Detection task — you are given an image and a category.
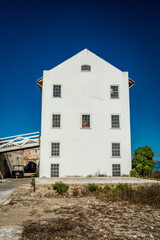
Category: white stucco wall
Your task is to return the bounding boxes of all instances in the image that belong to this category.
[39,49,132,177]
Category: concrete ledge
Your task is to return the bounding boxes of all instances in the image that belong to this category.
[36,177,160,184]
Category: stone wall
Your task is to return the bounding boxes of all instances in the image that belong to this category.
[0,153,11,178]
[0,148,40,178]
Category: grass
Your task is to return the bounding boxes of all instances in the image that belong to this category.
[29,209,38,216]
[87,183,160,207]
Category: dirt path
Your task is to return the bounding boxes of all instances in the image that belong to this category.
[0,178,30,204]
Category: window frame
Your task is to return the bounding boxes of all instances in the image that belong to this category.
[81,113,91,129]
[53,85,61,98]
[112,164,121,177]
[52,114,61,128]
[51,142,60,157]
[110,85,119,99]
[111,114,120,129]
[51,163,59,177]
[111,142,121,157]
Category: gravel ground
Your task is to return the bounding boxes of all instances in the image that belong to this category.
[0,226,23,240]
[36,177,160,185]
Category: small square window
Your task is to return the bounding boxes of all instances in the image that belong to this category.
[112,143,120,157]
[110,86,119,98]
[51,143,60,156]
[112,164,121,176]
[52,114,61,128]
[111,115,120,128]
[53,85,61,97]
[82,115,90,128]
[51,164,59,177]
[81,65,91,72]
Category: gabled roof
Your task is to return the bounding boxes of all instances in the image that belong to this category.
[36,49,135,92]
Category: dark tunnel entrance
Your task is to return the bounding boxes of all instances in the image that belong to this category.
[24,161,37,173]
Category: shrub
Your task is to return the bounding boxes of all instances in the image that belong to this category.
[115,183,132,192]
[103,185,111,193]
[130,169,138,177]
[151,170,160,179]
[88,183,98,192]
[53,181,69,194]
[132,184,160,207]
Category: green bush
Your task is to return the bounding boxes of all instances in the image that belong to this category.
[103,185,111,193]
[132,146,155,177]
[143,165,153,177]
[130,169,138,177]
[135,164,143,175]
[88,183,98,192]
[53,181,69,194]
[115,183,132,192]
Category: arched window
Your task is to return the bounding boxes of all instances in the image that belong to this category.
[81,65,91,72]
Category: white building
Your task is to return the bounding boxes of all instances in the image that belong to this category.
[37,49,134,178]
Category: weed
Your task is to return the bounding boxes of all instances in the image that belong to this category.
[29,209,38,216]
[103,185,111,193]
[53,182,69,194]
[31,177,36,192]
[88,183,98,192]
[80,186,89,196]
[72,187,79,197]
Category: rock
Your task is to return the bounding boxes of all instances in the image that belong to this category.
[40,221,47,225]
[0,179,11,183]
[2,198,12,206]
[149,234,154,239]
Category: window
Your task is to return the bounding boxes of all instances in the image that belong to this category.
[110,86,119,98]
[111,115,120,128]
[51,164,59,177]
[112,164,121,176]
[82,114,90,128]
[53,85,61,97]
[51,143,60,156]
[81,65,91,72]
[112,143,120,157]
[52,114,61,128]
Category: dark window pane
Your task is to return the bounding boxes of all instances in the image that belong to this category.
[112,143,120,157]
[51,164,59,177]
[111,86,119,98]
[111,115,120,128]
[51,143,60,156]
[112,164,121,176]
[81,65,91,71]
[52,114,61,128]
[82,115,90,128]
[53,85,61,97]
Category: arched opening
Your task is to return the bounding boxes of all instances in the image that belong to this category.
[24,161,37,173]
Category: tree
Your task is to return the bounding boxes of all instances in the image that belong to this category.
[131,146,155,177]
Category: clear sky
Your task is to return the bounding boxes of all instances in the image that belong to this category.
[0,0,160,157]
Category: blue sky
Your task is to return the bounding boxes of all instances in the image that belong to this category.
[0,0,160,158]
